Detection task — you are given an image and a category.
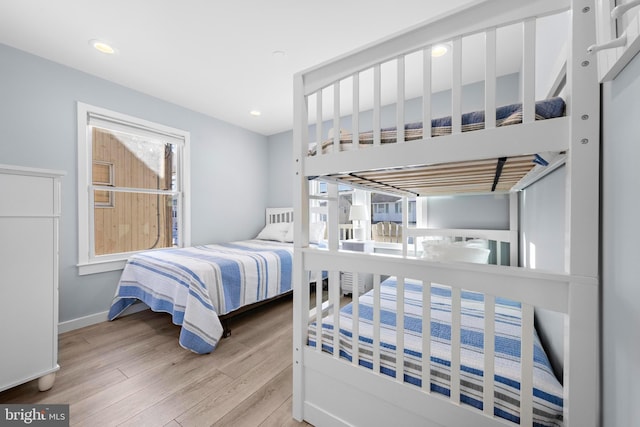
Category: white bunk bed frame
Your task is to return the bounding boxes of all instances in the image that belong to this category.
[292,0,599,426]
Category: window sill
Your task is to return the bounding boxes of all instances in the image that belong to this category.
[77,259,127,275]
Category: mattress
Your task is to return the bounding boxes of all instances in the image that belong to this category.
[309,97,566,155]
[308,277,564,426]
[108,239,293,354]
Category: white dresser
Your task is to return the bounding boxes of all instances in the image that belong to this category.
[0,164,64,392]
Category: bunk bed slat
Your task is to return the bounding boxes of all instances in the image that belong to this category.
[452,37,462,134]
[522,19,536,123]
[483,294,496,417]
[352,73,360,148]
[396,277,405,382]
[373,274,382,373]
[421,280,432,393]
[316,91,323,156]
[352,272,361,367]
[330,270,341,360]
[373,64,381,146]
[485,28,497,130]
[397,56,405,143]
[520,303,535,427]
[450,286,462,403]
[315,271,323,353]
[333,84,340,151]
[423,47,432,139]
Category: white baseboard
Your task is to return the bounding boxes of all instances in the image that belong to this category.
[58,302,149,334]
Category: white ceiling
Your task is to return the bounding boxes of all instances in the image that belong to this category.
[0,0,487,136]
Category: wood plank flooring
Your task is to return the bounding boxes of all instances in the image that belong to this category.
[0,295,312,427]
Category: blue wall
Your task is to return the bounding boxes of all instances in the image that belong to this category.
[0,43,270,324]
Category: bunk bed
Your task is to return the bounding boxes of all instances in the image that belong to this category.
[108,207,299,354]
[292,1,600,426]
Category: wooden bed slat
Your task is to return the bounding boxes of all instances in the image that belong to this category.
[325,155,538,195]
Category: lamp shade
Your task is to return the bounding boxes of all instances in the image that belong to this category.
[349,205,369,221]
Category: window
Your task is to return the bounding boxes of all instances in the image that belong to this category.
[77,103,190,275]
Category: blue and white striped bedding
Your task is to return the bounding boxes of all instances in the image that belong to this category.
[108,240,293,354]
[308,277,564,427]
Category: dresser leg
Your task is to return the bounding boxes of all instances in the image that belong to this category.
[38,373,56,392]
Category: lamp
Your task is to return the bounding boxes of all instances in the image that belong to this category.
[349,204,369,241]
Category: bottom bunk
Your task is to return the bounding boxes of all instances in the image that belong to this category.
[308,277,563,427]
[294,239,596,427]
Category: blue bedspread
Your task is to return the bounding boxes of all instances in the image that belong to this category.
[309,277,564,426]
[108,240,293,354]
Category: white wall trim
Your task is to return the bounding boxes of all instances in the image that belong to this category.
[58,303,149,334]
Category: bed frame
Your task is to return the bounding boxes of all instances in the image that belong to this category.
[292,1,599,426]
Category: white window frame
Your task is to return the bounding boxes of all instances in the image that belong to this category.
[77,102,191,275]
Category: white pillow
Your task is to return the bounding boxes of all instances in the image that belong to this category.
[255,222,290,242]
[284,222,326,243]
[284,223,294,242]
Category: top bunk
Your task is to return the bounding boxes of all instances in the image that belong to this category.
[294,0,575,197]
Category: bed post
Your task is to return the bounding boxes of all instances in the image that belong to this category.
[564,0,600,426]
[292,72,309,421]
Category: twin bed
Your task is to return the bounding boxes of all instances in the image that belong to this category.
[293,0,599,426]
[108,208,298,354]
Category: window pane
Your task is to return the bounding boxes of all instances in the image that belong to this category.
[93,191,177,255]
[92,127,176,191]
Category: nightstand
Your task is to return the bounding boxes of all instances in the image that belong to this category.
[341,240,374,295]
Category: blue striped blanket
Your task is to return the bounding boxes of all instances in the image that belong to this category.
[108,240,293,354]
[308,277,564,426]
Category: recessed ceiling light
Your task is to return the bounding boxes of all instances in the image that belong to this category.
[431,44,449,58]
[272,50,286,58]
[250,110,261,117]
[89,39,116,55]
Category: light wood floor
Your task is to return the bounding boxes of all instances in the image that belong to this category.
[0,295,312,427]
